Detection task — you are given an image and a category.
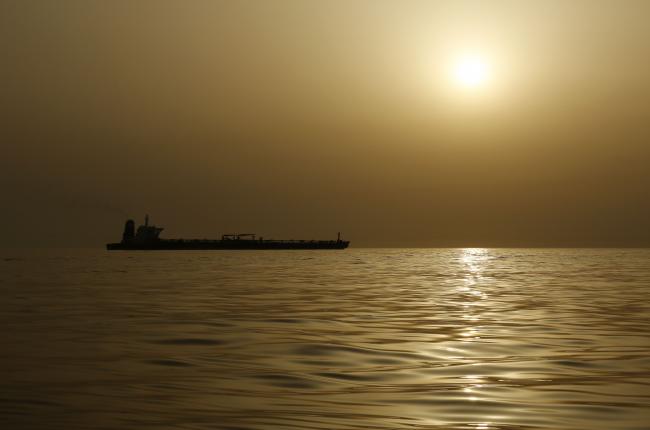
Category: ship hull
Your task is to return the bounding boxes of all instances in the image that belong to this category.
[106,240,349,250]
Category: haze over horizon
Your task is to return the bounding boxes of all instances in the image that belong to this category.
[2,0,649,248]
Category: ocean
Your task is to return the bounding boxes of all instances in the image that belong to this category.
[1,248,649,429]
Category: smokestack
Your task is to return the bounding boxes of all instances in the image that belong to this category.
[122,219,135,242]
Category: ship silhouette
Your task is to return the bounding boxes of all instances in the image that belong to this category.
[106,215,350,250]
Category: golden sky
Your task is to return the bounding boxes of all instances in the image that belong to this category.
[2,0,649,246]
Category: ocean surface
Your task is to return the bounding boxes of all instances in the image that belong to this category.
[1,248,649,430]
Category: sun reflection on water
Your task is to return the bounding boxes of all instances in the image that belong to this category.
[460,248,490,286]
[459,248,490,342]
[458,249,492,409]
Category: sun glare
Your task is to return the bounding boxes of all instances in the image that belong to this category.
[453,55,490,89]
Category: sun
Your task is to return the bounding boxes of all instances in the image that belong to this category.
[453,55,490,89]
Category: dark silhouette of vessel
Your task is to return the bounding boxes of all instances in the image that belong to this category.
[106,215,350,250]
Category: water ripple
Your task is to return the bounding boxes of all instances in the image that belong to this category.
[1,248,649,429]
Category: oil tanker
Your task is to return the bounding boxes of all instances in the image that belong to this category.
[106,216,349,250]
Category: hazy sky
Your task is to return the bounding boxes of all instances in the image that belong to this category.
[2,0,649,247]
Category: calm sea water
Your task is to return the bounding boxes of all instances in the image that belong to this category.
[1,248,649,429]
